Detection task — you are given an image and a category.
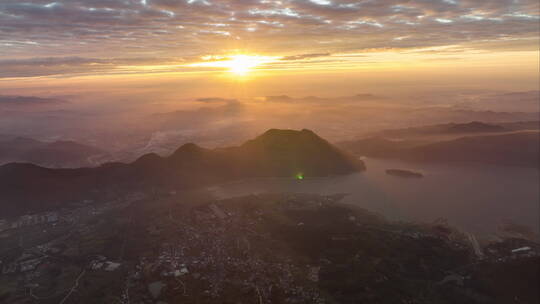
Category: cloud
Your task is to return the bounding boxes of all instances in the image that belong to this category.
[0,0,538,78]
[351,93,384,101]
[0,56,183,78]
[0,90,537,154]
[472,91,540,112]
[196,97,238,103]
[262,95,294,102]
[0,95,66,106]
[281,53,331,60]
[261,93,384,104]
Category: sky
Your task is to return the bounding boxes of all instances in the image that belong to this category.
[0,0,538,79]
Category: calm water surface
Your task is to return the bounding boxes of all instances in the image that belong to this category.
[203,158,539,235]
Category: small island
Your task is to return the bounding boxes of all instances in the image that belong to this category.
[385,169,424,178]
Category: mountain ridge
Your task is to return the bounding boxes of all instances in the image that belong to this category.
[341,130,539,168]
[370,120,538,139]
[0,129,364,217]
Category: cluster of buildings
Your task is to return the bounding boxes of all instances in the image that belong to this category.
[484,239,540,262]
[2,190,538,303]
[0,212,59,232]
[1,190,150,233]
[130,199,326,303]
[1,250,47,275]
[90,256,122,272]
[0,193,149,286]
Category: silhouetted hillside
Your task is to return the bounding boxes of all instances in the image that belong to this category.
[500,121,540,131]
[342,131,539,168]
[446,121,505,133]
[402,131,539,167]
[230,129,364,177]
[0,129,364,217]
[373,121,530,139]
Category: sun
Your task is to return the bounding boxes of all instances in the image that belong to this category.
[225,55,262,75]
[190,54,276,76]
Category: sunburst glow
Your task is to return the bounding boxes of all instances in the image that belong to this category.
[226,55,265,75]
[190,54,276,76]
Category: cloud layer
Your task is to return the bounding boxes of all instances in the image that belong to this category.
[0,95,66,107]
[0,0,538,77]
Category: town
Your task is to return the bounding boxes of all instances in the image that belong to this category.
[0,191,538,303]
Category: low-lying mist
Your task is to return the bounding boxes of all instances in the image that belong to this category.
[1,89,538,164]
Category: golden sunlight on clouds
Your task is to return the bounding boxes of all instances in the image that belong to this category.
[190,54,278,76]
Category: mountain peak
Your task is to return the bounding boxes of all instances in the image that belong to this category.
[239,128,365,176]
[260,128,316,136]
[447,121,505,133]
[247,128,321,145]
[168,143,209,163]
[0,129,365,217]
[135,152,162,164]
[172,143,205,154]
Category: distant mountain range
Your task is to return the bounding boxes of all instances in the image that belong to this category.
[369,121,538,139]
[0,129,364,217]
[400,131,539,167]
[0,136,105,168]
[340,121,539,168]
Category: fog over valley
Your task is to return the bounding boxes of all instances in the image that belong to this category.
[0,89,538,161]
